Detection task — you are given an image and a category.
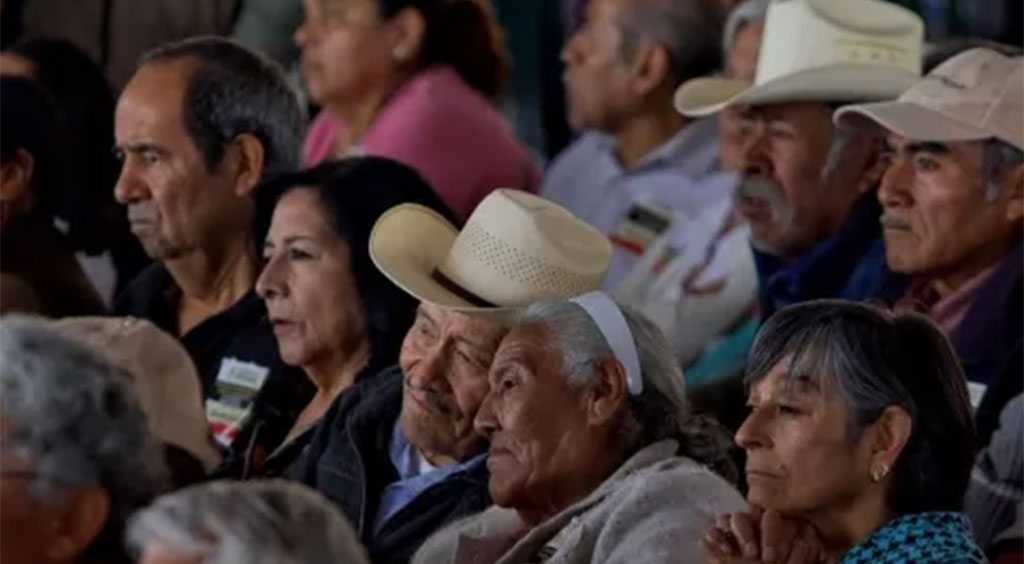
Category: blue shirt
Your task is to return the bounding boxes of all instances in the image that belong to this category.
[373,423,487,535]
[840,512,987,564]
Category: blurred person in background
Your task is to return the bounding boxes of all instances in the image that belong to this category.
[128,480,369,564]
[214,157,458,479]
[298,0,538,220]
[836,47,1022,449]
[0,75,106,317]
[1,36,149,303]
[543,0,730,292]
[112,37,310,459]
[0,316,166,564]
[702,301,984,564]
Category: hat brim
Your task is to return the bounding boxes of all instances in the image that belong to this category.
[675,64,921,117]
[369,204,520,321]
[834,100,992,143]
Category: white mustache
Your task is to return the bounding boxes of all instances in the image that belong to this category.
[127,201,158,222]
[733,175,795,226]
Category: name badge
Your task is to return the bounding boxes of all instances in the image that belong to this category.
[609,201,673,256]
[213,357,269,401]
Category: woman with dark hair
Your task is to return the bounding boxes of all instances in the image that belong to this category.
[216,156,458,478]
[297,0,539,220]
[701,300,985,564]
[2,37,149,299]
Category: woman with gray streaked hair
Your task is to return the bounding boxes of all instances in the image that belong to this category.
[127,479,369,564]
[0,315,166,564]
[414,293,743,564]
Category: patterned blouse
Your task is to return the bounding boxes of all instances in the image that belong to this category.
[840,512,988,564]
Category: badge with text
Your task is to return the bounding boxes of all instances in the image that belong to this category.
[609,201,673,256]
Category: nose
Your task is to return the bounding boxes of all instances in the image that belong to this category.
[255,253,287,301]
[113,159,148,205]
[738,125,772,178]
[406,341,450,393]
[473,391,499,440]
[294,20,309,48]
[878,156,913,210]
[734,408,769,451]
[560,33,582,66]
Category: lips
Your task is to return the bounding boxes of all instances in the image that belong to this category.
[879,215,912,231]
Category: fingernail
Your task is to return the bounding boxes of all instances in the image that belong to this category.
[763,547,777,563]
[744,542,759,558]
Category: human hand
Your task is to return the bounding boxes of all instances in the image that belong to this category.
[700,507,825,564]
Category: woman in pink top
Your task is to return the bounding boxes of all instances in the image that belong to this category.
[297,0,539,219]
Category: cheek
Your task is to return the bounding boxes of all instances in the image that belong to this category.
[450,373,490,419]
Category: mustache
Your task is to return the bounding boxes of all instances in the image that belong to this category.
[127,201,158,222]
[879,214,911,230]
[405,382,456,415]
[733,175,795,225]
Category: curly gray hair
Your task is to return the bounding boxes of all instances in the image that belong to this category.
[0,315,166,557]
[127,480,369,564]
[516,301,737,483]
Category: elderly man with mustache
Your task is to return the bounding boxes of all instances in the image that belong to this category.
[674,0,925,319]
[413,293,742,563]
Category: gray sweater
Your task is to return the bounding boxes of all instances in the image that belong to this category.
[413,439,744,564]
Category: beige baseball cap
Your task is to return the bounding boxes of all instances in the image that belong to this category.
[835,48,1024,150]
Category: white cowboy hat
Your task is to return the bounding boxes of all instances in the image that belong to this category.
[370,189,613,315]
[675,0,924,117]
[835,48,1024,151]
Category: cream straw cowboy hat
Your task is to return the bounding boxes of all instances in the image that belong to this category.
[370,189,612,315]
[675,0,924,117]
[835,48,1024,151]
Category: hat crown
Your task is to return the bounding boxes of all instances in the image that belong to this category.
[438,189,612,307]
[755,0,923,88]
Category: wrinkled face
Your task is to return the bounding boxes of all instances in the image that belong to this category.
[474,326,605,513]
[717,21,764,171]
[736,359,874,515]
[733,103,843,260]
[256,188,365,369]
[878,134,1021,280]
[561,0,637,131]
[398,304,506,462]
[296,0,395,107]
[114,59,247,261]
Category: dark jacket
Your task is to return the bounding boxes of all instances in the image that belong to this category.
[290,366,492,564]
[951,237,1023,448]
[115,262,313,473]
[753,193,907,319]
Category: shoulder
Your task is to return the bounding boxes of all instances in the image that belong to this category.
[413,505,521,564]
[606,456,744,520]
[113,263,172,316]
[541,133,605,198]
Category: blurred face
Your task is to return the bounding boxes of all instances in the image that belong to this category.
[474,326,608,518]
[717,21,764,171]
[256,188,365,369]
[114,59,248,261]
[561,0,638,131]
[878,135,1022,282]
[137,543,202,564]
[398,304,506,463]
[0,451,57,563]
[0,52,37,79]
[296,0,395,107]
[735,359,874,515]
[733,103,847,260]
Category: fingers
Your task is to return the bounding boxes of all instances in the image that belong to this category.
[728,512,760,559]
[760,509,798,564]
[783,539,810,564]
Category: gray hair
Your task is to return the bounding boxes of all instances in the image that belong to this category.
[140,36,305,180]
[517,301,736,482]
[127,480,369,564]
[615,0,725,87]
[745,300,976,516]
[984,138,1024,201]
[722,0,771,56]
[0,315,166,557]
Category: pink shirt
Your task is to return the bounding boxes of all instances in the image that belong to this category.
[304,66,540,220]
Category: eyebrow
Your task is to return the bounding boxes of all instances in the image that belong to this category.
[115,142,168,156]
[904,141,951,155]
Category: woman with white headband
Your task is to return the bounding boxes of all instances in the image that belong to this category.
[414,292,743,563]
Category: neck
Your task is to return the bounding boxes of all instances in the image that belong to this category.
[930,235,1018,298]
[166,234,256,309]
[325,71,412,154]
[612,108,687,170]
[805,489,892,560]
[517,449,622,526]
[303,338,371,401]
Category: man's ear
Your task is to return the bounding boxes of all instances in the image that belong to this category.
[388,7,427,64]
[853,133,886,195]
[45,485,111,562]
[585,357,630,427]
[228,133,266,197]
[1,148,34,204]
[628,43,672,98]
[868,405,913,482]
[1003,162,1023,223]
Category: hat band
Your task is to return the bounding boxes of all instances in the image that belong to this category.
[431,269,497,308]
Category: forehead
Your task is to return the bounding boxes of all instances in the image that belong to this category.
[420,303,505,341]
[885,133,984,160]
[749,358,826,400]
[269,188,334,234]
[116,59,194,133]
[585,0,632,24]
[494,325,553,364]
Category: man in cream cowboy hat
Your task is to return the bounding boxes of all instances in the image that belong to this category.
[288,189,612,564]
[834,47,1023,451]
[674,0,923,319]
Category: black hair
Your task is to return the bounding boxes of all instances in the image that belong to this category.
[0,75,63,217]
[252,157,459,375]
[139,36,305,180]
[745,299,976,516]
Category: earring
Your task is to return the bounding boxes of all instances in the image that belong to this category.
[871,462,889,483]
[393,46,408,60]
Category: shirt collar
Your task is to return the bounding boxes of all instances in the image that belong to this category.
[591,117,719,175]
[389,422,486,481]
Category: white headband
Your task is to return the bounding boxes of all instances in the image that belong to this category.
[569,292,643,395]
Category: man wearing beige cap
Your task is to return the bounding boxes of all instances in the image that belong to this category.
[289,189,612,564]
[674,0,924,320]
[835,47,1023,449]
